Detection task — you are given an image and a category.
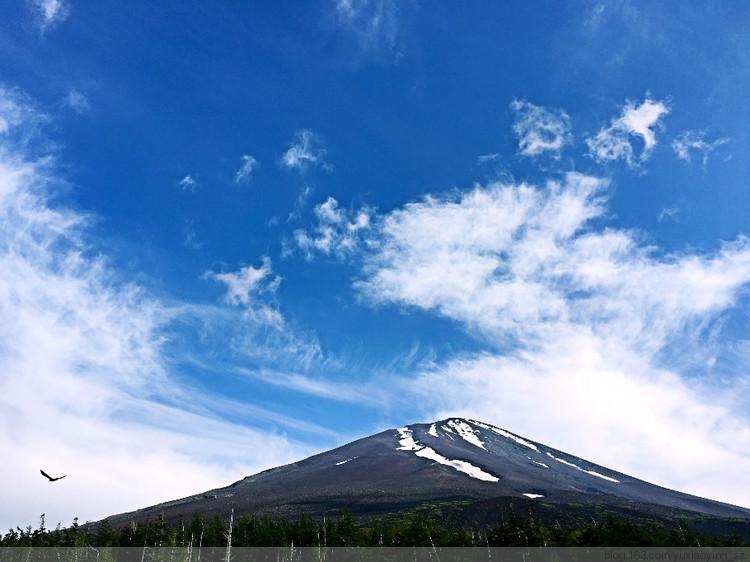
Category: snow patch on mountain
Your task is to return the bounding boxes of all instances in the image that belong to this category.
[527,455,549,468]
[402,419,621,485]
[440,425,457,440]
[523,493,545,499]
[396,427,421,450]
[446,419,487,450]
[546,452,620,483]
[415,446,499,482]
[395,427,499,482]
[470,419,540,452]
[335,457,356,466]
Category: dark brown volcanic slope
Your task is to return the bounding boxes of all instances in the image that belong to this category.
[100,419,750,529]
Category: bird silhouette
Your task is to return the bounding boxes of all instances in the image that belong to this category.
[40,470,66,482]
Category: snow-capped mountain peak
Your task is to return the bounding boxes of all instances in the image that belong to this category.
[398,418,620,489]
[99,418,750,530]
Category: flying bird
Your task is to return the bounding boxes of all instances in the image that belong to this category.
[40,470,66,482]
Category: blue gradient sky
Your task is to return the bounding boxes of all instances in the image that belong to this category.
[1,1,750,531]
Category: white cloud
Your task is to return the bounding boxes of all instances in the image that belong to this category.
[333,0,401,59]
[178,174,198,191]
[63,90,90,115]
[358,172,750,508]
[171,299,323,375]
[237,367,391,407]
[285,186,314,223]
[477,153,500,164]
[0,87,47,142]
[0,89,318,532]
[360,174,608,342]
[657,207,679,222]
[294,196,372,260]
[585,2,608,30]
[183,220,203,250]
[586,97,670,167]
[280,129,331,173]
[203,259,286,332]
[30,0,70,32]
[510,100,572,158]
[235,154,258,184]
[672,131,729,166]
[204,259,278,307]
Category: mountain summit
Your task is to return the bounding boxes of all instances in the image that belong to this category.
[101,419,750,529]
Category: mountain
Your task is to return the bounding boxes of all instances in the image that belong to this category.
[100,419,750,534]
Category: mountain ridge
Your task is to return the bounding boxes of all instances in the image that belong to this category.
[98,418,750,530]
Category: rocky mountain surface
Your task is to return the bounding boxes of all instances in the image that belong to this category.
[100,419,750,534]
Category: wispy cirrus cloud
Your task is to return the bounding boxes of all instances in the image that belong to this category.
[510,100,572,158]
[672,131,729,166]
[0,87,47,140]
[279,129,331,173]
[294,197,373,260]
[178,174,198,192]
[182,219,203,250]
[356,171,750,508]
[237,367,392,407]
[63,90,90,115]
[0,88,320,532]
[333,0,403,61]
[235,154,258,184]
[203,259,284,328]
[657,207,679,222]
[204,260,277,306]
[30,0,70,32]
[586,97,670,167]
[476,153,500,164]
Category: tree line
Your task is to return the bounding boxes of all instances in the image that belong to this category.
[2,509,747,548]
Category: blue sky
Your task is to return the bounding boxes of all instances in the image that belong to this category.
[2,0,750,531]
